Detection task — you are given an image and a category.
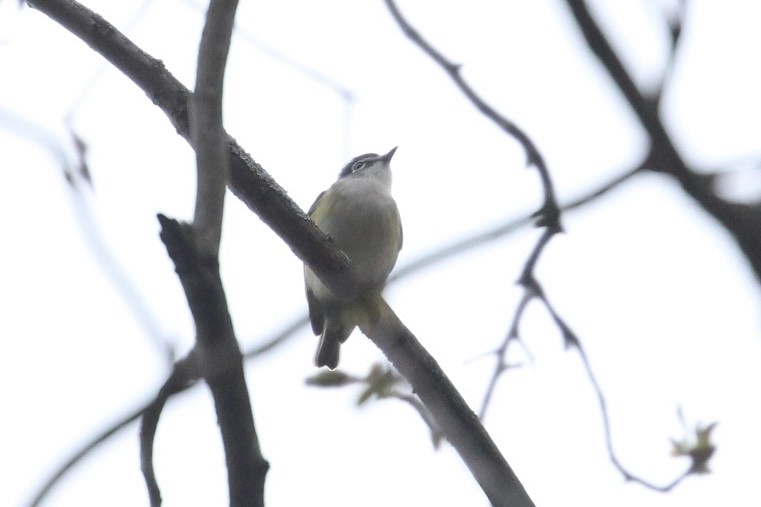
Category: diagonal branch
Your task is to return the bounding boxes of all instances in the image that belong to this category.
[358,295,535,507]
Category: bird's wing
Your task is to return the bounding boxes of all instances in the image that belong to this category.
[307,190,326,217]
[305,285,325,335]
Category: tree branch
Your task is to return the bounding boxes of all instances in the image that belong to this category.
[190,0,237,256]
[157,215,269,506]
[383,0,560,229]
[358,295,535,507]
[564,0,761,285]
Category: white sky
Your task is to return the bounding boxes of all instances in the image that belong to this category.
[1,0,760,506]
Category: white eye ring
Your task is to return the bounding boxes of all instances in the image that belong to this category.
[352,161,366,172]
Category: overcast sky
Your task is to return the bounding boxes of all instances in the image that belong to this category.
[1,1,760,505]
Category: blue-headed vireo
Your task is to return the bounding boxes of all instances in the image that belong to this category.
[304,147,403,369]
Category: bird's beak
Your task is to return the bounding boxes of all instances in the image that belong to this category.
[379,146,398,165]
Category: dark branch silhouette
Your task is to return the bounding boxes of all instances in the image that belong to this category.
[564,0,761,287]
[138,0,268,504]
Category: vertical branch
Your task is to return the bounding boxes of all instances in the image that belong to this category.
[171,1,268,506]
[141,0,268,504]
[190,0,237,256]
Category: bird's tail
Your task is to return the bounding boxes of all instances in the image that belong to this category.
[315,322,352,369]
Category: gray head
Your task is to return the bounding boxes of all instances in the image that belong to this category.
[338,147,397,179]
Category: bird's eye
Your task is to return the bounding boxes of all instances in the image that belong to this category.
[352,161,366,172]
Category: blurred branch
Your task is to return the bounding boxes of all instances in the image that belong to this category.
[564,0,761,286]
[654,0,687,103]
[179,0,354,102]
[28,400,157,507]
[65,0,155,121]
[0,108,173,361]
[28,327,296,507]
[393,161,643,281]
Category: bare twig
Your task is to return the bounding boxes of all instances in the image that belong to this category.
[521,288,696,491]
[654,0,688,102]
[393,162,643,282]
[478,291,533,420]
[383,0,560,229]
[28,400,155,507]
[140,354,201,506]
[573,333,693,491]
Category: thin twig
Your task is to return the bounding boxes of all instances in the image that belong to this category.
[573,330,693,492]
[179,0,354,102]
[479,290,533,420]
[140,354,201,506]
[392,162,643,282]
[653,0,687,104]
[383,0,560,229]
[28,402,150,507]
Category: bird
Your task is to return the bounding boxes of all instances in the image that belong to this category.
[304,147,403,369]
